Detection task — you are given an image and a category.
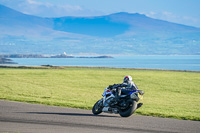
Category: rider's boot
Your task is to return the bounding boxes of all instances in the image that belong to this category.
[137,103,143,109]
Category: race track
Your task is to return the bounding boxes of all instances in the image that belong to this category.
[0,100,199,133]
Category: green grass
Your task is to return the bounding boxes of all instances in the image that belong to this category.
[0,67,200,121]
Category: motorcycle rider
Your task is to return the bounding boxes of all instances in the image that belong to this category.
[108,75,143,109]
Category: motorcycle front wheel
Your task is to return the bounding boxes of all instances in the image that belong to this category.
[92,99,103,115]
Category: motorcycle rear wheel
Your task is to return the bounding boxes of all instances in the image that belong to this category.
[119,100,137,117]
[92,100,103,115]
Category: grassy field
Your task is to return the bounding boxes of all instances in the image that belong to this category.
[0,66,200,121]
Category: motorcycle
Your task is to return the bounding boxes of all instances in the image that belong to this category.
[92,87,144,117]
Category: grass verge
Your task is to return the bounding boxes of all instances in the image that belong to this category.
[0,66,200,121]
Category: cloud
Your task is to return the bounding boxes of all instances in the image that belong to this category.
[0,0,102,17]
[26,0,40,5]
[20,0,84,17]
[145,11,200,27]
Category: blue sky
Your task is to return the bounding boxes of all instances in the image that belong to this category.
[0,0,200,27]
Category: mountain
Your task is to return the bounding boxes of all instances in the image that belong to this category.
[52,12,200,37]
[0,4,200,55]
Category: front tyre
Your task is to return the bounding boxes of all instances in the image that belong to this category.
[119,100,137,117]
[92,100,103,115]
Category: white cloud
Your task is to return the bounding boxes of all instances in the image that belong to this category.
[22,0,84,17]
[146,11,176,20]
[145,11,200,27]
[26,0,40,5]
[0,0,102,17]
[149,11,157,16]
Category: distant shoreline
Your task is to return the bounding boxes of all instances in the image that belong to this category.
[0,58,17,64]
[0,54,113,59]
[0,54,113,64]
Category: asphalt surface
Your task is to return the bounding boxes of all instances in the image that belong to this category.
[0,100,199,133]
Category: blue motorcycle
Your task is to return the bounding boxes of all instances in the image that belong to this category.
[92,87,144,117]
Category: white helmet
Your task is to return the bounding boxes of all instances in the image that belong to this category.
[123,75,132,84]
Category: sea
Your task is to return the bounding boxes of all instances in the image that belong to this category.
[8,55,200,71]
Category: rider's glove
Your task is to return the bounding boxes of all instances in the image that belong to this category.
[108,85,113,90]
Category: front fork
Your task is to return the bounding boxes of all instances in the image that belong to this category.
[98,98,103,107]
